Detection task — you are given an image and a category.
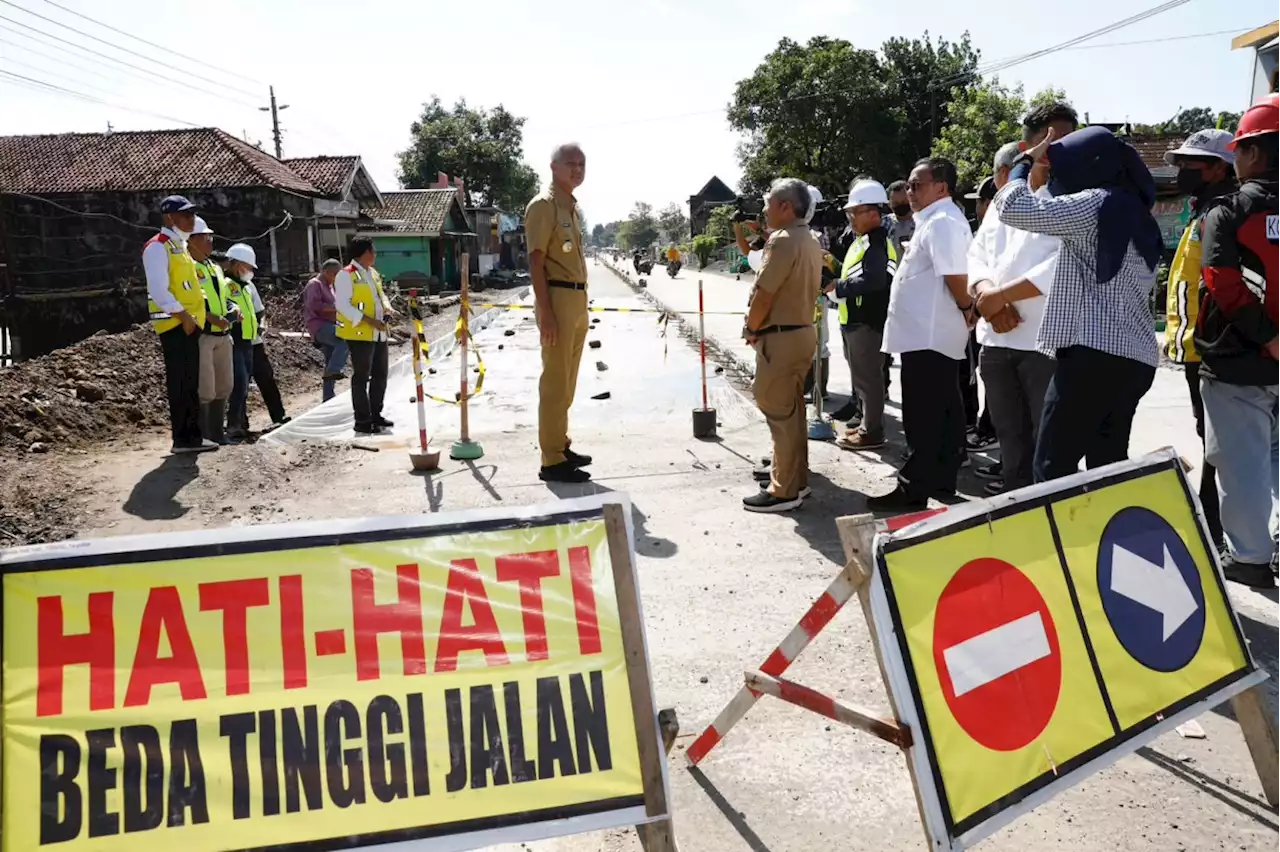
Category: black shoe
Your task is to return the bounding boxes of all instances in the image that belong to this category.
[983,480,1006,496]
[866,485,928,513]
[564,447,593,468]
[373,415,394,428]
[274,415,292,426]
[1222,557,1275,589]
[540,461,592,483]
[743,491,802,513]
[354,422,378,434]
[974,462,1003,480]
[965,431,998,452]
[828,402,859,422]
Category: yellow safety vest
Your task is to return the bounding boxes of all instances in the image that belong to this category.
[196,259,231,324]
[1165,216,1203,363]
[227,277,259,342]
[146,233,206,334]
[837,232,899,325]
[335,263,388,342]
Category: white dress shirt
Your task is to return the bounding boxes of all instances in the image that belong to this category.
[881,197,971,360]
[142,226,187,314]
[969,187,1060,351]
[333,260,387,342]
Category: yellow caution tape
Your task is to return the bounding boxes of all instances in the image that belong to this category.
[470,302,746,316]
[405,294,485,406]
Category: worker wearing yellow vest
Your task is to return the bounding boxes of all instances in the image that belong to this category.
[143,195,216,454]
[224,243,261,441]
[826,179,898,451]
[1162,128,1237,548]
[334,236,396,434]
[188,217,234,445]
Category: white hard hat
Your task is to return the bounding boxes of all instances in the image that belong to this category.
[226,243,257,268]
[803,185,823,224]
[843,179,889,210]
[191,216,214,236]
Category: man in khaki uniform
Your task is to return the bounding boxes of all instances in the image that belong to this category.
[527,143,593,483]
[744,177,824,512]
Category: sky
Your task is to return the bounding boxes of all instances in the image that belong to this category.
[0,0,1272,225]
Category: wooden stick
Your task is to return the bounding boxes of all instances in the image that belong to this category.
[637,708,681,852]
[458,253,471,442]
[1230,685,1279,807]
[745,670,912,749]
[603,503,674,841]
[835,513,937,849]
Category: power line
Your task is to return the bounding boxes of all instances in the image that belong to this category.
[0,19,262,111]
[0,51,121,99]
[31,0,264,87]
[0,68,203,127]
[0,0,261,99]
[1055,27,1254,51]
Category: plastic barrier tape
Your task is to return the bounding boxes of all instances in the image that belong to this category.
[1,501,654,852]
[471,303,747,317]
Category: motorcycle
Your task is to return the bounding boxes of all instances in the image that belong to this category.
[666,259,681,278]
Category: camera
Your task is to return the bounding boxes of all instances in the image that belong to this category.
[731,195,764,223]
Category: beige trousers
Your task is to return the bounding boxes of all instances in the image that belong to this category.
[537,287,590,466]
[753,327,817,498]
[198,333,233,403]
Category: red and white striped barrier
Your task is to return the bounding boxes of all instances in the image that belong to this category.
[685,505,949,765]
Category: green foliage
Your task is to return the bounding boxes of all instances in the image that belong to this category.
[590,221,623,247]
[397,96,539,210]
[692,234,718,269]
[616,202,659,251]
[1133,107,1243,137]
[728,32,980,198]
[932,83,1070,191]
[703,205,736,244]
[1215,110,1242,133]
[657,202,690,242]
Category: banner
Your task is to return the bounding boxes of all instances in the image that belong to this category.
[868,452,1266,850]
[2,496,665,851]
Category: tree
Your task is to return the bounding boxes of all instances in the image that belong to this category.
[692,234,718,269]
[932,84,1069,191]
[616,202,659,251]
[727,33,981,200]
[657,202,690,242]
[397,96,540,210]
[703,205,736,245]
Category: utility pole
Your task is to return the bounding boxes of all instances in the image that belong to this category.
[259,85,290,159]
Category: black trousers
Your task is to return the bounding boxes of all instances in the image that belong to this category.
[1184,361,1224,547]
[159,326,202,445]
[349,340,389,426]
[980,346,1056,490]
[899,350,966,498]
[251,343,287,424]
[1033,345,1156,482]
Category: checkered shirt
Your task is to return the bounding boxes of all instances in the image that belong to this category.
[993,179,1158,367]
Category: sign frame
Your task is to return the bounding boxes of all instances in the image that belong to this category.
[1,494,673,852]
[867,451,1268,850]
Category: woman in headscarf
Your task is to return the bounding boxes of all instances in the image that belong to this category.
[994,125,1164,482]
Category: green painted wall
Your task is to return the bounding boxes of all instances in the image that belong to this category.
[372,235,432,280]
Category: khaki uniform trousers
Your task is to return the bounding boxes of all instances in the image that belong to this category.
[754,326,817,498]
[538,287,590,466]
[198,332,233,403]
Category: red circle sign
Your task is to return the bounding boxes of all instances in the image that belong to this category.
[931,557,1062,751]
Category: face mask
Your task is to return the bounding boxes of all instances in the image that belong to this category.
[1176,168,1207,196]
[241,270,255,283]
[892,204,911,217]
[172,226,192,240]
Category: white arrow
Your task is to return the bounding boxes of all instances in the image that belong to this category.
[1109,543,1198,641]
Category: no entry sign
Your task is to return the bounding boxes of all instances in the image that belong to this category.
[932,557,1062,752]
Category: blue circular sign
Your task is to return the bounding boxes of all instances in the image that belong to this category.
[1096,506,1205,672]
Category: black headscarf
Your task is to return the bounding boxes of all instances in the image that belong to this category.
[1046,126,1163,283]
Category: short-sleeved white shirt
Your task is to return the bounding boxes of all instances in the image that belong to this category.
[881,196,972,360]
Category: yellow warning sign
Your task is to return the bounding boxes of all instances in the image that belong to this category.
[873,454,1264,850]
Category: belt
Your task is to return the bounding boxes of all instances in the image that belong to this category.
[752,324,808,337]
[548,280,586,291]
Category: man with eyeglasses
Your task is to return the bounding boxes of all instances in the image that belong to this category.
[873,157,976,511]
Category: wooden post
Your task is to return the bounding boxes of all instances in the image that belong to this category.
[835,513,936,849]
[458,254,471,442]
[1230,687,1279,807]
[603,503,677,852]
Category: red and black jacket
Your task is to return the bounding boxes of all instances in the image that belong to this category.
[1195,178,1279,386]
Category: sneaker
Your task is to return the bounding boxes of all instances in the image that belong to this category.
[743,491,802,513]
[836,431,886,451]
[983,480,1006,496]
[965,431,998,452]
[274,416,292,426]
[372,415,394,428]
[1222,557,1275,589]
[564,447,593,468]
[827,401,860,422]
[866,485,928,512]
[974,462,1003,480]
[539,461,592,483]
[353,422,379,434]
[760,480,812,499]
[171,440,215,455]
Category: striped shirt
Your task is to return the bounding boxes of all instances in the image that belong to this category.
[994,179,1158,367]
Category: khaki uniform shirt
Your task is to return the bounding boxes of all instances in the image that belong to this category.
[751,222,823,327]
[525,185,587,284]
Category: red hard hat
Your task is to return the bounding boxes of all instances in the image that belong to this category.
[1229,99,1279,150]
